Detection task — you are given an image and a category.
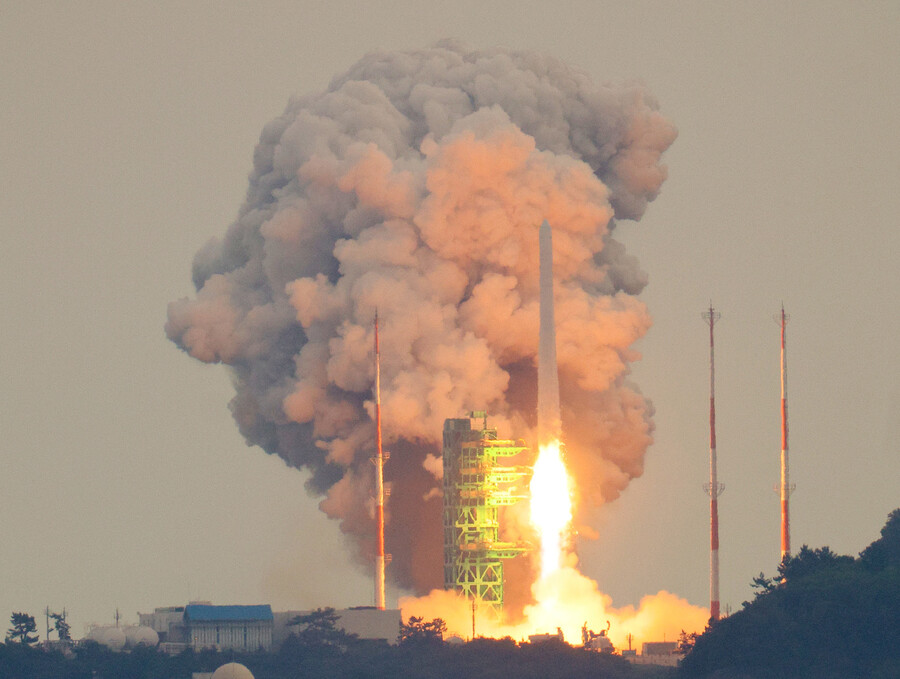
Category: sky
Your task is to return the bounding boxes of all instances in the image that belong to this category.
[1,1,897,638]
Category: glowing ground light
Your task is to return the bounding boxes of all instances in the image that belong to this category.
[530,439,573,578]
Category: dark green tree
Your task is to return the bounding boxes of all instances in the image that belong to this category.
[777,544,854,582]
[860,507,900,569]
[287,607,357,648]
[398,616,447,646]
[50,611,71,641]
[6,612,39,645]
[679,509,900,679]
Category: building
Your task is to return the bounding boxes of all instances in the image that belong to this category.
[442,412,530,614]
[139,606,186,644]
[625,641,681,667]
[183,605,273,651]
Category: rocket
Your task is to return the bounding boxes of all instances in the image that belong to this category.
[538,220,561,447]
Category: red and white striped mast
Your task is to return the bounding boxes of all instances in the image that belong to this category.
[702,304,724,621]
[373,311,386,610]
[777,304,795,563]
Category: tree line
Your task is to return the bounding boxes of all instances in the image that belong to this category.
[0,608,671,679]
[678,508,900,679]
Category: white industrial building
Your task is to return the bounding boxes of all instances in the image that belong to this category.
[139,606,186,643]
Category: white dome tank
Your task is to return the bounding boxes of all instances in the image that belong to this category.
[124,625,159,648]
[89,626,126,651]
[212,663,255,679]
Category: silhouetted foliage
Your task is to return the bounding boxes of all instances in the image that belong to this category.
[679,509,900,679]
[0,632,675,679]
[7,612,39,645]
[860,507,900,570]
[286,607,358,648]
[398,615,447,646]
[49,611,71,641]
[676,629,701,655]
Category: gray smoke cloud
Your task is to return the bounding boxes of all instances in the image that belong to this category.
[166,41,676,593]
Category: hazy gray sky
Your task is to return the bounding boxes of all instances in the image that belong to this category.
[1,1,897,637]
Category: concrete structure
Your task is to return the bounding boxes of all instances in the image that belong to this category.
[442,412,529,614]
[623,641,681,667]
[273,606,401,647]
[138,606,185,643]
[183,604,273,652]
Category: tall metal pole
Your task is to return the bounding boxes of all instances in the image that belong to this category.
[374,311,386,610]
[702,304,724,621]
[777,305,794,563]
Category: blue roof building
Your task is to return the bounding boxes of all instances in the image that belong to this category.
[183,604,274,651]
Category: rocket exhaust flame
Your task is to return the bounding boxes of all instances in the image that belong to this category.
[532,221,573,579]
[530,439,573,579]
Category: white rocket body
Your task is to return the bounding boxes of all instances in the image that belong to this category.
[538,220,561,447]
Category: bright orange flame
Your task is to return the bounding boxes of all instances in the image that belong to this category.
[530,439,573,578]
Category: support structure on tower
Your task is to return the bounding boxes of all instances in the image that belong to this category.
[776,305,795,563]
[442,412,530,614]
[702,304,724,621]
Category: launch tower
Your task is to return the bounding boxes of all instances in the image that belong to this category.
[442,412,530,614]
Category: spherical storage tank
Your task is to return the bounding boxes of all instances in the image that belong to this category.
[124,625,159,648]
[88,626,127,651]
[212,663,255,679]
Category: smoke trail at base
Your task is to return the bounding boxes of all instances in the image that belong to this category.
[166,41,676,594]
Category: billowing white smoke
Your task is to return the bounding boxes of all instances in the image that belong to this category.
[166,41,676,593]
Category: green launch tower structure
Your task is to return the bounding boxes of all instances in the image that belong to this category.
[442,412,531,614]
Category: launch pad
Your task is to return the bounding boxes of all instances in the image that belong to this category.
[442,412,531,614]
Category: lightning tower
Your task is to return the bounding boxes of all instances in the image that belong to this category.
[373,312,386,610]
[702,304,724,621]
[776,305,795,562]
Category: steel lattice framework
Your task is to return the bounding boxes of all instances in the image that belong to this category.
[442,412,530,614]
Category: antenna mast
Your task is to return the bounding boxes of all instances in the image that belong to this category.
[702,304,724,621]
[373,311,386,610]
[776,305,795,562]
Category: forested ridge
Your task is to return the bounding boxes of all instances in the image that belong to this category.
[679,509,900,679]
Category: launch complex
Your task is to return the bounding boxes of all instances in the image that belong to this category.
[441,412,530,614]
[374,222,798,628]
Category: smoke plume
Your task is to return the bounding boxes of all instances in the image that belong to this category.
[166,41,676,593]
